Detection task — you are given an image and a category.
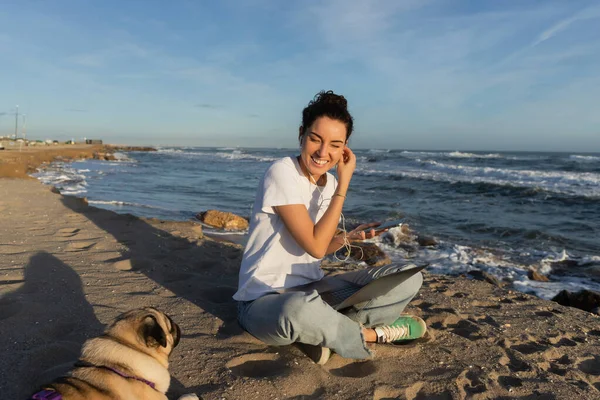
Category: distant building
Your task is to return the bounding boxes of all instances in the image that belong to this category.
[86,139,103,144]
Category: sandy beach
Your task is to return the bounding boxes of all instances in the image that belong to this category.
[1,147,600,399]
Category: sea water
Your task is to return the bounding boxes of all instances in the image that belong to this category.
[33,147,600,299]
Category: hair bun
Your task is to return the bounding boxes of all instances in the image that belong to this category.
[311,90,348,110]
[301,90,354,141]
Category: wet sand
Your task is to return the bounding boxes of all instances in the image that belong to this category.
[1,148,600,399]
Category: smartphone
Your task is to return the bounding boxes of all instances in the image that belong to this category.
[361,219,404,233]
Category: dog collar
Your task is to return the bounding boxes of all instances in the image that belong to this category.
[74,361,157,390]
[101,365,157,390]
[30,389,62,399]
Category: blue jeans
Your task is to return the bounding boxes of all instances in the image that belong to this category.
[237,272,423,359]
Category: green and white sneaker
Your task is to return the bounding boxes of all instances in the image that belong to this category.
[374,316,427,343]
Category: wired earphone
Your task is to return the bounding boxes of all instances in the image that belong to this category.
[300,150,365,263]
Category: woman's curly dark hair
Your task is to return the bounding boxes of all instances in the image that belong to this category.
[299,90,354,142]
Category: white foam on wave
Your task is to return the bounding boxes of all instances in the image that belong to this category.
[156,147,278,163]
[399,150,502,159]
[32,163,89,196]
[87,199,164,209]
[358,160,600,198]
[514,276,600,300]
[446,151,502,159]
[158,148,208,157]
[505,155,550,161]
[88,200,129,206]
[570,154,600,162]
[400,151,439,158]
[112,152,136,162]
[59,187,87,196]
[372,231,600,299]
[213,151,278,163]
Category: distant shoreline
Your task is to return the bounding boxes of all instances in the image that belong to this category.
[0,144,155,179]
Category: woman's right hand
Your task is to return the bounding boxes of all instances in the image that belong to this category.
[336,146,356,184]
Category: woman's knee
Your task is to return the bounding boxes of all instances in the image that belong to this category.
[279,290,323,324]
[281,291,321,317]
[411,271,423,291]
[392,271,423,299]
[241,293,322,345]
[404,271,423,297]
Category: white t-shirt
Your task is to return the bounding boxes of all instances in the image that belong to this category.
[233,156,337,301]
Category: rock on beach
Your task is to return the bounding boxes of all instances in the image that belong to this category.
[196,209,249,231]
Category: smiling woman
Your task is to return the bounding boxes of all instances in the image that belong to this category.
[298,117,347,185]
[233,90,426,365]
[297,91,354,186]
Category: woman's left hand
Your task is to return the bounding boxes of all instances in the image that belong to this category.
[346,222,386,241]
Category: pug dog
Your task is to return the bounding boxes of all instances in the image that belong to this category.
[29,307,198,400]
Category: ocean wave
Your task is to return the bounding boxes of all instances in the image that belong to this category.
[358,161,600,198]
[156,148,226,158]
[570,154,600,162]
[212,151,278,163]
[157,148,185,154]
[446,151,502,159]
[376,235,600,299]
[32,168,87,185]
[399,150,502,159]
[399,151,439,158]
[31,162,92,197]
[112,152,136,162]
[87,199,164,209]
[505,155,551,161]
[156,148,277,162]
[60,190,87,196]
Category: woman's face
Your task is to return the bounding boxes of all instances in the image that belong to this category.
[299,116,347,181]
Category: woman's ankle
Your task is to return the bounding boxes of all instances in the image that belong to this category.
[362,327,377,343]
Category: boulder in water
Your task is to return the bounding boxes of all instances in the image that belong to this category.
[417,235,438,247]
[528,268,550,282]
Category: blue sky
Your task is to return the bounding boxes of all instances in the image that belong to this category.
[1,0,599,151]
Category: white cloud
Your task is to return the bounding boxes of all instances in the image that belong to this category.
[533,16,578,46]
[532,4,600,46]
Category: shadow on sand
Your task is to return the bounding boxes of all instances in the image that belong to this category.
[0,251,103,399]
[60,196,244,334]
[59,196,247,398]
